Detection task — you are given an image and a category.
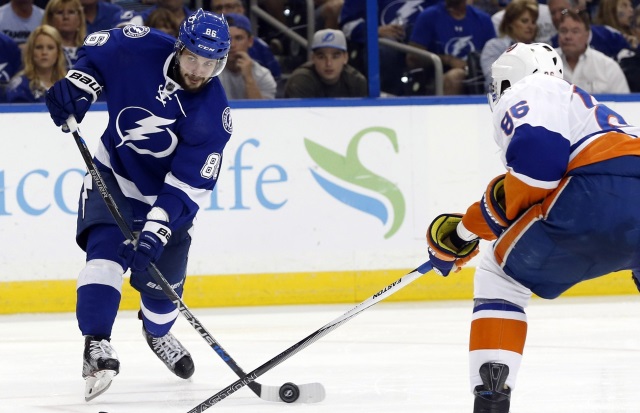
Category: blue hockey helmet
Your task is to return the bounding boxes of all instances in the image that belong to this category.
[176,9,230,77]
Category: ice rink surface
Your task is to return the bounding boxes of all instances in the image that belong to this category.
[3,295,640,413]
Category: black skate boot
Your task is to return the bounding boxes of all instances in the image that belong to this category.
[83,336,120,401]
[473,362,511,413]
[143,327,195,379]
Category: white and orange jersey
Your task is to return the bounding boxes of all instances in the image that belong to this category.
[462,73,640,240]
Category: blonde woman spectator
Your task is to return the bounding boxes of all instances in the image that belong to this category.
[556,8,630,93]
[43,0,86,69]
[594,0,638,48]
[482,0,539,92]
[492,0,554,44]
[6,24,66,102]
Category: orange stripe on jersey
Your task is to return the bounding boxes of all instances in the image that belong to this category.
[568,132,640,172]
[493,178,571,266]
[494,204,543,266]
[504,172,553,220]
[469,317,528,354]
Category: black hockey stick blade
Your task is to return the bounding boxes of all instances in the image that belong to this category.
[64,116,324,403]
[187,260,434,412]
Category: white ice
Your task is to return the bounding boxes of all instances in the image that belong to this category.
[2,296,640,413]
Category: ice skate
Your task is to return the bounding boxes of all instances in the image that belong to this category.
[143,327,194,379]
[473,362,511,413]
[83,336,120,401]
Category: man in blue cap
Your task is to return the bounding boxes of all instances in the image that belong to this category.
[218,12,276,99]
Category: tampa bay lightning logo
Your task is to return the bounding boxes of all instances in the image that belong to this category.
[222,107,232,134]
[445,36,475,58]
[123,25,150,38]
[115,107,178,158]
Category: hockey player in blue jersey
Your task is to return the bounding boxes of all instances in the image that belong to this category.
[425,43,640,412]
[45,9,232,401]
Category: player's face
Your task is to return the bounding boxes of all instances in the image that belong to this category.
[177,49,218,92]
[510,10,537,43]
[32,34,59,70]
[311,48,348,84]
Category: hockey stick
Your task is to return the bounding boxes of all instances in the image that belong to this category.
[188,260,434,412]
[64,116,325,404]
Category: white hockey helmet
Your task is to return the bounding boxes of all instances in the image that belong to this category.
[489,42,563,106]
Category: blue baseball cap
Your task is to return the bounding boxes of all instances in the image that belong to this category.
[225,13,252,35]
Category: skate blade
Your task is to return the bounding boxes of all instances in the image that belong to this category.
[84,370,117,402]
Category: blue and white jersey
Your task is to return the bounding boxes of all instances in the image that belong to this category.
[0,31,20,89]
[410,2,495,58]
[461,73,640,240]
[340,0,437,44]
[86,1,137,34]
[5,75,47,103]
[76,26,232,231]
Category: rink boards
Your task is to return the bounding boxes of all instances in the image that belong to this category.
[1,96,639,314]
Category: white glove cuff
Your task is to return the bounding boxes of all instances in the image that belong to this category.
[147,206,169,222]
[142,221,171,246]
[456,221,478,242]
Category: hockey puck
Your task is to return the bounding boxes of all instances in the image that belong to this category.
[279,382,300,403]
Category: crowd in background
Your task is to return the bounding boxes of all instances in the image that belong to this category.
[0,0,639,103]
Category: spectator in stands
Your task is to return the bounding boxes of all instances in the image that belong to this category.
[284,28,366,97]
[408,0,496,95]
[481,0,539,92]
[594,0,638,48]
[619,4,640,91]
[340,0,435,96]
[315,0,344,30]
[0,0,45,48]
[211,0,243,14]
[5,24,67,102]
[219,13,276,99]
[144,7,179,37]
[556,8,630,93]
[43,0,86,69]
[491,0,555,44]
[210,0,281,79]
[132,0,190,31]
[548,0,632,58]
[81,0,136,35]
[0,30,21,101]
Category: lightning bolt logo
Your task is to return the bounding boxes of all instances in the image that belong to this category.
[115,107,178,158]
[81,173,93,220]
[0,62,9,82]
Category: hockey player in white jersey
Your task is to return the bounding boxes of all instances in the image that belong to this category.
[425,42,640,412]
[45,9,232,401]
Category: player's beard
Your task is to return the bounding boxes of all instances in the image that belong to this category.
[173,60,210,93]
